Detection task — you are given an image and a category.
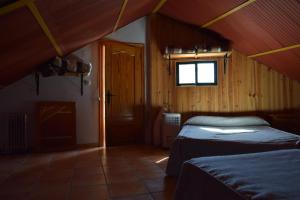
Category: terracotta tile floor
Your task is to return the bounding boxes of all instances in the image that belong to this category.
[0,145,176,200]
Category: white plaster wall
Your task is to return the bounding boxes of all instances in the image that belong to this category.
[106,17,146,44]
[0,43,99,146]
[0,17,148,146]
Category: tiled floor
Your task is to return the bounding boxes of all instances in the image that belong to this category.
[0,145,176,200]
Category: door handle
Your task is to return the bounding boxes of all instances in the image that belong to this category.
[106,90,116,107]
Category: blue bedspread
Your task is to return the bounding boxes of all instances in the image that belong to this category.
[178,125,299,143]
[176,149,300,200]
[166,125,300,176]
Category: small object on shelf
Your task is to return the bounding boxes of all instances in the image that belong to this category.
[211,46,222,52]
[163,46,231,59]
[165,46,169,54]
[35,55,92,96]
[52,56,63,67]
[39,55,92,77]
[172,48,182,54]
[182,48,196,54]
[166,51,230,59]
[67,58,77,72]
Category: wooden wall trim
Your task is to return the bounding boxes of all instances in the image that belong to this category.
[145,16,153,144]
[98,42,106,147]
[0,0,30,15]
[248,44,300,58]
[27,1,63,56]
[152,0,168,13]
[202,0,256,28]
[113,0,128,32]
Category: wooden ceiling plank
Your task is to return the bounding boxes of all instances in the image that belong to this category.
[202,0,256,28]
[113,0,128,32]
[152,0,167,13]
[248,44,300,58]
[26,1,63,56]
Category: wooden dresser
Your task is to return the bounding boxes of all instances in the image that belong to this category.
[37,101,76,151]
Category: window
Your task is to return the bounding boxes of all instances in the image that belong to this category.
[176,61,217,86]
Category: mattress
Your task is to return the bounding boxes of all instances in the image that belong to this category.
[166,125,300,176]
[175,149,300,200]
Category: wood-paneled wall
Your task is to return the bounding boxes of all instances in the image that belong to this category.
[148,14,300,114]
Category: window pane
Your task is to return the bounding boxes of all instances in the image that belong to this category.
[178,64,196,84]
[197,63,215,83]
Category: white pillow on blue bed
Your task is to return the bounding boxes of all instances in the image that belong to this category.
[184,116,270,127]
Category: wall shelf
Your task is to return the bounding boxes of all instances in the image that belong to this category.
[163,51,232,75]
[164,51,231,60]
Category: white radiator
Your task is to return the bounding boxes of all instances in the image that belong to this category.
[0,113,28,154]
[161,113,181,148]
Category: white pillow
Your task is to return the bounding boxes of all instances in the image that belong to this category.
[184,116,270,127]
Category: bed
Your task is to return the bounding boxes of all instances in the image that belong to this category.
[175,149,300,200]
[166,116,300,176]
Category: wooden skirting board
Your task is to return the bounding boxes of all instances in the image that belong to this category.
[76,143,100,149]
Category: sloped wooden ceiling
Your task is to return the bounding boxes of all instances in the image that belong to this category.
[0,0,160,87]
[0,0,299,87]
[159,0,300,80]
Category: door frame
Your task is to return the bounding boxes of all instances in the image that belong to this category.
[98,39,145,147]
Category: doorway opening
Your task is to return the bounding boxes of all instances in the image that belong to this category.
[98,40,145,147]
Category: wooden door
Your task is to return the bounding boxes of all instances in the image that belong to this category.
[105,41,144,146]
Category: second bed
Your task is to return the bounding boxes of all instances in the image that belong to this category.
[166,116,300,176]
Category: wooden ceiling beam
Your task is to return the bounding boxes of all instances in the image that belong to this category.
[0,0,32,15]
[202,0,256,28]
[113,0,128,32]
[152,0,167,13]
[248,44,300,58]
[26,1,63,56]
[0,0,63,56]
